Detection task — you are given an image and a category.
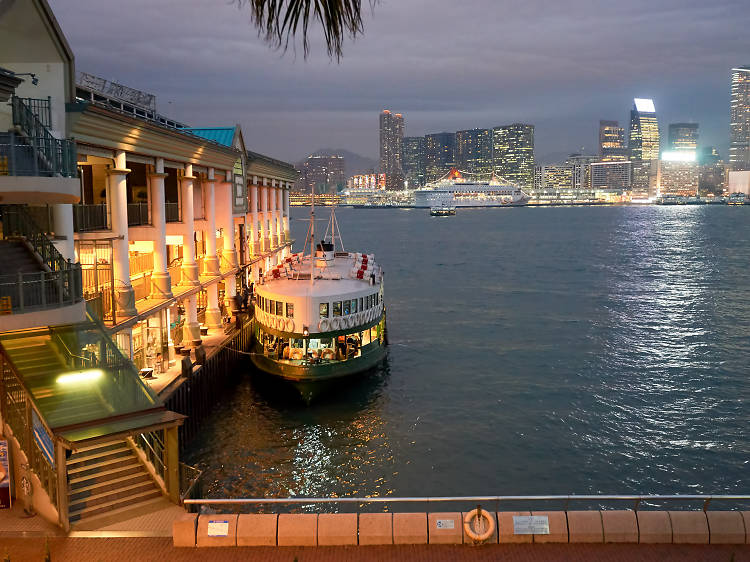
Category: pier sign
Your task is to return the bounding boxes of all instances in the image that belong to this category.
[207,520,229,537]
[435,519,455,529]
[512,515,549,535]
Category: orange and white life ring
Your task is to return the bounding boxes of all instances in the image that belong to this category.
[332,317,340,330]
[319,318,329,332]
[463,508,496,543]
[286,318,294,332]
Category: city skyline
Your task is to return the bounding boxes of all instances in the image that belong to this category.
[48,0,750,164]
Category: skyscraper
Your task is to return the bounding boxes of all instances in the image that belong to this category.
[668,123,699,151]
[455,128,493,180]
[629,98,660,161]
[402,136,426,188]
[424,132,456,183]
[492,124,534,190]
[598,120,627,160]
[379,110,404,190]
[730,66,750,170]
[629,98,659,198]
[299,154,346,193]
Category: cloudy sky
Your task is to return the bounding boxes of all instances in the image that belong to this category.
[50,0,750,164]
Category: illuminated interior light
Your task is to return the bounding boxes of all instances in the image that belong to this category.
[56,369,104,385]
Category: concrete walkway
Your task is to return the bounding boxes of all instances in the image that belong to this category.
[1,538,749,561]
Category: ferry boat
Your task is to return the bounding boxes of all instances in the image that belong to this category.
[251,204,387,401]
[415,169,529,208]
[728,192,747,205]
[429,204,456,216]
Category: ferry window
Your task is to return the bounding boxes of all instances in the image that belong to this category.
[333,301,342,316]
[352,299,358,313]
[366,295,371,309]
[276,301,283,316]
[343,300,351,315]
[319,303,329,318]
[359,297,363,311]
[269,300,275,314]
[286,303,294,318]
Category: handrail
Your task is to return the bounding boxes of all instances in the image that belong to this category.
[184,494,750,511]
[1,205,68,272]
[137,432,166,472]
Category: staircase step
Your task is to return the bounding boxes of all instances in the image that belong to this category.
[71,440,125,457]
[67,445,131,470]
[68,488,163,522]
[69,471,152,502]
[69,496,169,529]
[69,459,141,486]
[69,480,159,511]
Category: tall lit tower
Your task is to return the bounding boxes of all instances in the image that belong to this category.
[424,132,456,183]
[668,123,699,151]
[455,128,493,180]
[629,98,660,161]
[599,120,627,160]
[402,136,426,188]
[379,110,404,190]
[492,124,535,190]
[730,66,750,170]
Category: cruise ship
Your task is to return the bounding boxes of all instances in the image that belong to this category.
[414,169,529,208]
[251,204,387,401]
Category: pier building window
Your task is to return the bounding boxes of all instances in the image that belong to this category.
[276,301,283,316]
[319,303,329,318]
[286,303,294,318]
[333,302,342,316]
[343,301,351,315]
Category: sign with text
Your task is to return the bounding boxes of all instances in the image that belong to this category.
[513,515,549,534]
[207,520,229,537]
[435,519,455,529]
[0,440,10,509]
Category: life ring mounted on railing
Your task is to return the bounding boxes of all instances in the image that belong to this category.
[463,507,495,543]
[319,318,329,332]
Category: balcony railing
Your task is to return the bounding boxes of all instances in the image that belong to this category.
[0,269,83,313]
[73,204,109,232]
[15,97,52,129]
[127,202,149,226]
[9,97,77,178]
[165,202,180,223]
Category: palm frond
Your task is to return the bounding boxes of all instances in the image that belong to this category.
[233,0,376,60]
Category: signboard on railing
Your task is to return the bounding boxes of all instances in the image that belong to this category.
[32,410,55,469]
[0,440,10,509]
[0,296,11,315]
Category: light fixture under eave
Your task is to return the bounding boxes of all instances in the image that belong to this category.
[56,369,104,385]
[302,326,309,337]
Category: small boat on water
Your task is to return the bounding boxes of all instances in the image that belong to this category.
[728,192,747,205]
[251,201,387,402]
[430,204,456,216]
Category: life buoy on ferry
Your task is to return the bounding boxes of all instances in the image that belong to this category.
[463,508,496,543]
[319,318,329,332]
[347,316,355,329]
[286,319,294,332]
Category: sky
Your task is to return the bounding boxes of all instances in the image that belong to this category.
[49,0,750,165]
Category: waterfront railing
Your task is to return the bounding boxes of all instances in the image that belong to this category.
[184,494,750,513]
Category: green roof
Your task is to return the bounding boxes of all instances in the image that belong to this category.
[179,127,236,147]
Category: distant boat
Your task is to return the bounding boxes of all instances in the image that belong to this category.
[430,204,456,216]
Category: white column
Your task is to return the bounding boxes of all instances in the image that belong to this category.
[205,282,221,329]
[269,184,277,248]
[182,293,201,346]
[283,187,290,242]
[52,204,74,261]
[219,177,238,272]
[260,184,269,252]
[148,158,172,299]
[108,150,136,318]
[250,181,259,255]
[180,164,199,287]
[276,186,283,244]
[203,168,220,276]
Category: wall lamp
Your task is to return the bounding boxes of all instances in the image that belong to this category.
[302,326,309,337]
[13,72,39,85]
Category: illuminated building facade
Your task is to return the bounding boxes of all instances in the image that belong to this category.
[403,136,426,188]
[658,152,699,196]
[455,128,493,180]
[379,110,404,189]
[590,160,632,192]
[536,165,574,190]
[425,132,456,183]
[492,124,534,190]
[299,154,346,194]
[629,98,660,161]
[565,153,598,190]
[668,123,698,151]
[599,120,627,160]
[347,173,386,190]
[730,66,750,170]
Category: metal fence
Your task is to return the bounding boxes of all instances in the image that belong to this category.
[127,203,149,226]
[15,97,52,129]
[0,269,82,313]
[165,202,180,222]
[73,204,109,232]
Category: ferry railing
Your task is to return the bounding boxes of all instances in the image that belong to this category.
[184,494,750,513]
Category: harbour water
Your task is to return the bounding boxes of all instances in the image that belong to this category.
[184,205,750,502]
